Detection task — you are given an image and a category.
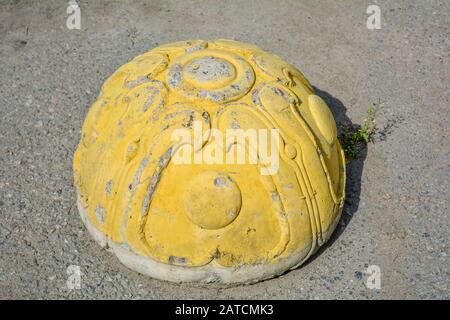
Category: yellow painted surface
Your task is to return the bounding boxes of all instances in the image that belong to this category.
[73,39,346,269]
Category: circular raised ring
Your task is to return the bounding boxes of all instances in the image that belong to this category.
[167,49,255,103]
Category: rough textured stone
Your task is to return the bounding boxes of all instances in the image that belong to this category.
[73,40,345,284]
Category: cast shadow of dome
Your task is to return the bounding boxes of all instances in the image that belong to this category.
[302,86,368,266]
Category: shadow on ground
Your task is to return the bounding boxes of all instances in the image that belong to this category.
[302,87,368,265]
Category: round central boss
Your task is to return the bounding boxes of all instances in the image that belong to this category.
[183,171,241,230]
[184,56,236,88]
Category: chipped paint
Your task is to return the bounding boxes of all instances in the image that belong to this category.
[73,39,346,284]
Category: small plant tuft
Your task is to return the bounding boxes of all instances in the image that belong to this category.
[340,105,377,163]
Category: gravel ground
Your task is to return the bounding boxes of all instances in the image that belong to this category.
[0,0,448,299]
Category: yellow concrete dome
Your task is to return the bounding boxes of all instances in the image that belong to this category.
[73,39,346,284]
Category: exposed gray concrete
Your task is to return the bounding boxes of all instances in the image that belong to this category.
[0,0,448,299]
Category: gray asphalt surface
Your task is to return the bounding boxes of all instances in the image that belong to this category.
[0,0,448,299]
